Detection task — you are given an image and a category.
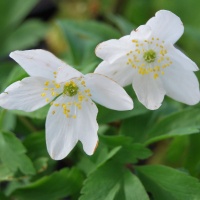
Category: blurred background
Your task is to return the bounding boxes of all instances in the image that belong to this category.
[0,0,200,199]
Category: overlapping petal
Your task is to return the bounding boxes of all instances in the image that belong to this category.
[85,73,133,110]
[94,58,135,87]
[0,77,58,112]
[161,66,200,105]
[95,35,132,63]
[146,10,184,44]
[46,95,78,160]
[75,98,98,155]
[56,65,82,83]
[132,74,166,110]
[46,94,98,160]
[10,50,80,80]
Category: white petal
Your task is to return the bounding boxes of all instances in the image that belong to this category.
[132,74,166,110]
[131,25,152,40]
[46,95,78,160]
[146,10,184,44]
[76,98,98,155]
[95,35,132,63]
[168,45,199,71]
[10,50,80,80]
[0,77,59,112]
[95,59,135,87]
[46,95,98,159]
[84,73,133,111]
[161,66,200,105]
[56,65,82,83]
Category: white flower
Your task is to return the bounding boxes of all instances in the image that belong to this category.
[95,10,200,110]
[0,49,133,160]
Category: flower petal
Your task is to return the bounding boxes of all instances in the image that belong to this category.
[10,49,80,80]
[56,65,82,83]
[76,98,98,155]
[95,35,132,63]
[168,45,199,71]
[95,58,135,87]
[132,74,166,110]
[146,10,184,44]
[161,66,200,105]
[131,25,152,40]
[84,73,133,110]
[0,77,58,112]
[46,95,98,159]
[46,95,78,160]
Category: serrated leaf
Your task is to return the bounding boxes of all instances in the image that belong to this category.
[11,168,84,200]
[100,135,152,163]
[0,131,35,175]
[136,165,200,200]
[80,161,149,200]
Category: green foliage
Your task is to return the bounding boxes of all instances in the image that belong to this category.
[0,131,35,176]
[136,165,200,200]
[0,0,200,199]
[80,161,149,200]
[0,0,47,58]
[11,168,84,200]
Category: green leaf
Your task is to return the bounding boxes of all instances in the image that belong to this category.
[0,131,35,175]
[11,168,84,200]
[0,164,14,181]
[145,108,200,145]
[57,19,121,69]
[100,135,152,163]
[106,14,135,35]
[80,161,149,200]
[136,165,200,200]
[1,19,47,57]
[11,104,49,119]
[0,0,39,29]
[23,131,48,160]
[0,192,9,200]
[124,171,149,200]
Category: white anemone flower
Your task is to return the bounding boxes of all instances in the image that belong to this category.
[95,10,200,110]
[0,50,133,160]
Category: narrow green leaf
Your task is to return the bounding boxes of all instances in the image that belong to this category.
[136,165,200,200]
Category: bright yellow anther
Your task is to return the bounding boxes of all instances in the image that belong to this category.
[41,93,46,97]
[154,73,159,79]
[45,81,49,86]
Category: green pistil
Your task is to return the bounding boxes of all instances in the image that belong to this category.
[143,49,156,63]
[63,82,79,96]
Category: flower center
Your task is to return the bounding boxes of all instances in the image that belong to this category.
[63,81,79,96]
[143,49,156,63]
